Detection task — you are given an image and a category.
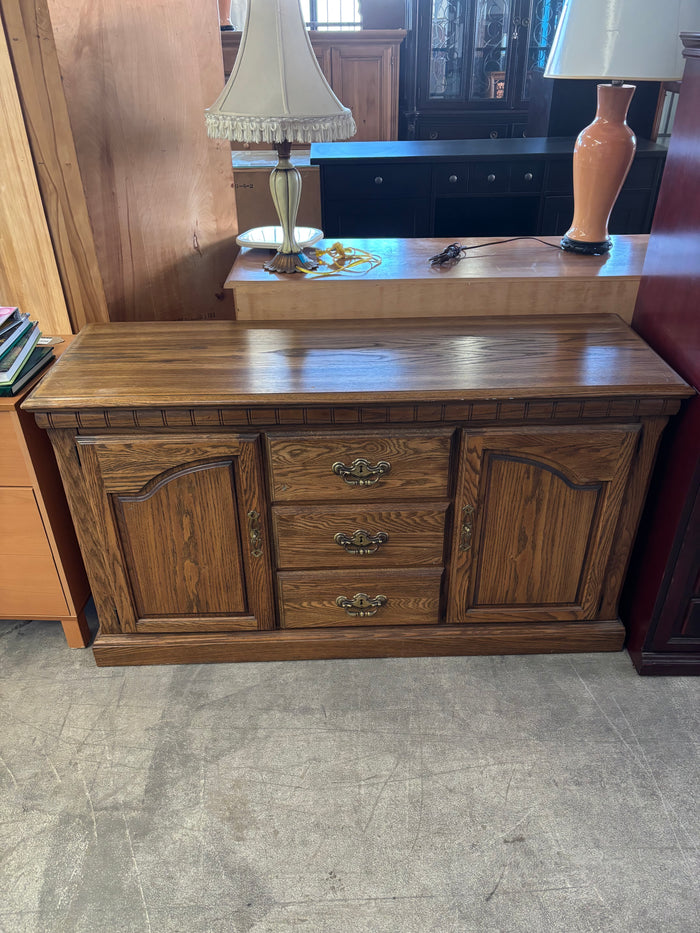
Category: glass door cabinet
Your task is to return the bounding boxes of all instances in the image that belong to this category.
[402,0,564,139]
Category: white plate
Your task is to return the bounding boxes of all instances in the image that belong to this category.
[236,226,324,249]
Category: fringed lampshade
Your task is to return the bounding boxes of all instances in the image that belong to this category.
[206,0,356,272]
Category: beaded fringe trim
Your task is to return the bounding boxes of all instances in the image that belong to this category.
[205,111,356,143]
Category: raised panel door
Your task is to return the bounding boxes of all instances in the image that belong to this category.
[448,425,639,623]
[330,44,395,141]
[77,434,275,633]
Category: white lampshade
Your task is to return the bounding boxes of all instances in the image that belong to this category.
[544,0,698,81]
[206,0,356,143]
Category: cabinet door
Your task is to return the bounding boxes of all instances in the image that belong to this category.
[448,425,639,623]
[330,43,396,141]
[78,434,275,633]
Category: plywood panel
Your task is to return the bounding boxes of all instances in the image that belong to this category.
[0,17,70,333]
[1,0,109,331]
[46,0,238,322]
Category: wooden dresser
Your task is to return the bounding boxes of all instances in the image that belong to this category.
[1,339,91,647]
[22,317,691,667]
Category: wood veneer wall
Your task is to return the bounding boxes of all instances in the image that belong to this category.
[46,0,239,322]
[1,0,109,332]
[0,6,71,333]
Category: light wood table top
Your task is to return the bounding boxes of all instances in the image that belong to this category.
[225,235,648,322]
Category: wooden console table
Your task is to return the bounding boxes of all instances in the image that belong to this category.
[23,315,690,667]
[225,235,648,321]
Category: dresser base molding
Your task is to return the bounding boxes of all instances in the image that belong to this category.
[92,620,625,667]
[628,650,700,676]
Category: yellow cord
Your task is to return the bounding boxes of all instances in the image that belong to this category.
[296,241,382,277]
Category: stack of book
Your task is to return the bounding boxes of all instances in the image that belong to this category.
[0,307,55,397]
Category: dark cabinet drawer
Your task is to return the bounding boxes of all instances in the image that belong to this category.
[434,163,470,195]
[323,198,431,237]
[322,164,431,200]
[509,162,544,192]
[420,123,507,141]
[468,162,508,193]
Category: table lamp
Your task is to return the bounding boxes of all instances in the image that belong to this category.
[544,0,688,254]
[206,0,356,273]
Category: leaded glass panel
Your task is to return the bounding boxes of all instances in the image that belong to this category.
[523,0,564,99]
[428,0,468,99]
[469,0,512,101]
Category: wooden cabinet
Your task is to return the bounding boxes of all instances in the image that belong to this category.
[221,30,405,142]
[623,33,700,675]
[1,340,90,647]
[76,434,275,634]
[449,426,639,624]
[401,0,565,141]
[311,137,667,238]
[23,316,691,666]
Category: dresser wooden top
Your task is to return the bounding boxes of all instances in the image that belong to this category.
[23,316,691,412]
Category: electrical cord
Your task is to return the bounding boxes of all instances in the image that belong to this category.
[429,236,563,265]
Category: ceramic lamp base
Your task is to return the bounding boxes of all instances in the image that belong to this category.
[565,83,637,253]
[560,235,612,255]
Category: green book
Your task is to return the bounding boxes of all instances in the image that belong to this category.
[0,345,54,396]
[0,323,40,384]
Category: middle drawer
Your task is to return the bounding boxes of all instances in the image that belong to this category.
[272,501,450,569]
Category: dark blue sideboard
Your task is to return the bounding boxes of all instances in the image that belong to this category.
[310,137,667,239]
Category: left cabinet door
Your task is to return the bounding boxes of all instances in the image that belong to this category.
[78,434,275,634]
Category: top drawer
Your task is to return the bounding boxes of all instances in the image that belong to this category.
[0,412,31,486]
[267,431,453,502]
[322,164,432,200]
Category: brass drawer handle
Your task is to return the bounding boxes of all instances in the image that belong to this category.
[331,457,391,487]
[334,529,389,556]
[336,593,388,617]
[247,510,263,558]
[460,504,474,551]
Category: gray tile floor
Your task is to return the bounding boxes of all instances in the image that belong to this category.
[1,613,698,933]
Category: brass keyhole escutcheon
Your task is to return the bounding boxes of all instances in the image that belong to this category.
[334,529,389,556]
[460,504,475,551]
[336,593,388,617]
[247,510,263,558]
[331,458,391,487]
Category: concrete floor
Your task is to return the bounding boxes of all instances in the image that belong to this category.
[1,614,698,933]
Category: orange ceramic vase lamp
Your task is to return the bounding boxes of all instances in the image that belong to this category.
[545,0,688,255]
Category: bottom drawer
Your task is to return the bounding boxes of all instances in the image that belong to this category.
[0,488,68,618]
[278,569,443,628]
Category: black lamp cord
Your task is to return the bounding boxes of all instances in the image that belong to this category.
[429,236,564,266]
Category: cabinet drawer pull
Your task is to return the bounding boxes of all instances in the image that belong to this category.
[460,504,475,551]
[448,174,458,183]
[336,593,387,617]
[334,529,389,555]
[487,173,496,183]
[374,176,383,185]
[489,131,498,139]
[524,172,533,182]
[247,510,263,558]
[332,457,391,487]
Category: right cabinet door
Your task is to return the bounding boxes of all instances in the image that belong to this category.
[448,425,639,623]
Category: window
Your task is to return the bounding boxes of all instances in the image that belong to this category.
[299,0,362,30]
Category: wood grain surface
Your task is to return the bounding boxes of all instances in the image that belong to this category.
[46,0,239,322]
[91,621,626,666]
[272,502,449,569]
[1,0,109,331]
[267,431,452,501]
[278,568,443,628]
[0,15,69,331]
[225,235,648,321]
[23,316,691,413]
